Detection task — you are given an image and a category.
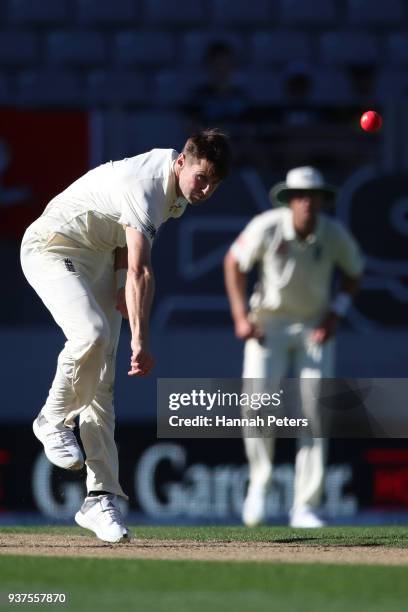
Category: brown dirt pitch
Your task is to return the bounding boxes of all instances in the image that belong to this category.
[1,533,408,566]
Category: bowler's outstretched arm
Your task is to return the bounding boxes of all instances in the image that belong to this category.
[125,227,155,377]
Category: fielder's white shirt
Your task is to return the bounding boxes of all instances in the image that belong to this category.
[230,207,364,320]
[30,149,187,250]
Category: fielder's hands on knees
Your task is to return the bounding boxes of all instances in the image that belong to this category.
[310,312,340,344]
[234,316,264,341]
[128,340,155,377]
[115,288,129,319]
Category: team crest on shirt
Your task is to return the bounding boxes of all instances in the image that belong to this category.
[63,258,76,272]
[169,197,188,218]
[169,203,183,215]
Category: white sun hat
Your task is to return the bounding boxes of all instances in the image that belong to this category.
[269,166,337,206]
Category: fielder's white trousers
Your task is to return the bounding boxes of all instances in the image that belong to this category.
[242,311,334,512]
[20,224,127,499]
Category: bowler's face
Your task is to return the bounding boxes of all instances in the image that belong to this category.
[175,154,221,205]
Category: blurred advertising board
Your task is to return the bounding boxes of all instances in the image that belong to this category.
[0,424,407,523]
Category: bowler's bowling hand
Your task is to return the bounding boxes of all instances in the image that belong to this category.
[310,312,340,344]
[115,287,128,319]
[235,316,264,341]
[128,341,155,376]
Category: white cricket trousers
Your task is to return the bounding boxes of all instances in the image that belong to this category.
[20,224,127,499]
[242,312,334,512]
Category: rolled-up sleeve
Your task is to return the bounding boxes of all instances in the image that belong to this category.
[230,216,266,272]
[118,179,164,245]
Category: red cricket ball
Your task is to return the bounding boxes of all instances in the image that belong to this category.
[360,110,382,133]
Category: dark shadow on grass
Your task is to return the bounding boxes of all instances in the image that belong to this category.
[273,538,318,544]
[273,537,400,548]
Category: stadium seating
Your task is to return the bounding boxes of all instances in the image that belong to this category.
[280,0,337,24]
[387,34,408,65]
[76,0,138,25]
[144,0,204,24]
[0,0,406,109]
[243,71,282,104]
[212,0,273,25]
[320,31,379,65]
[347,0,403,25]
[46,31,106,66]
[126,111,186,153]
[115,31,175,66]
[252,31,312,64]
[0,32,38,66]
[310,67,353,103]
[86,70,149,106]
[155,70,205,106]
[16,70,82,106]
[375,68,408,100]
[183,31,245,65]
[8,0,69,24]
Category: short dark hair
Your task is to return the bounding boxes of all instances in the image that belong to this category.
[183,128,232,180]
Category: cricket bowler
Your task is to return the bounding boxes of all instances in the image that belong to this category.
[21,128,231,542]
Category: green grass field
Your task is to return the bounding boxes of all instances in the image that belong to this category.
[1,526,407,612]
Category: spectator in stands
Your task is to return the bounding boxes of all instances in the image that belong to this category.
[269,61,331,172]
[186,41,252,164]
[280,60,320,128]
[346,62,377,101]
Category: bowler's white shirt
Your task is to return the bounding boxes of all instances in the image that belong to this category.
[231,207,364,320]
[32,149,187,251]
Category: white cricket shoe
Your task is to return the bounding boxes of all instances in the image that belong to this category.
[290,507,326,528]
[33,413,84,471]
[242,485,267,527]
[75,494,131,544]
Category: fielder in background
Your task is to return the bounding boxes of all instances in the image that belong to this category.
[21,129,231,543]
[224,166,364,528]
